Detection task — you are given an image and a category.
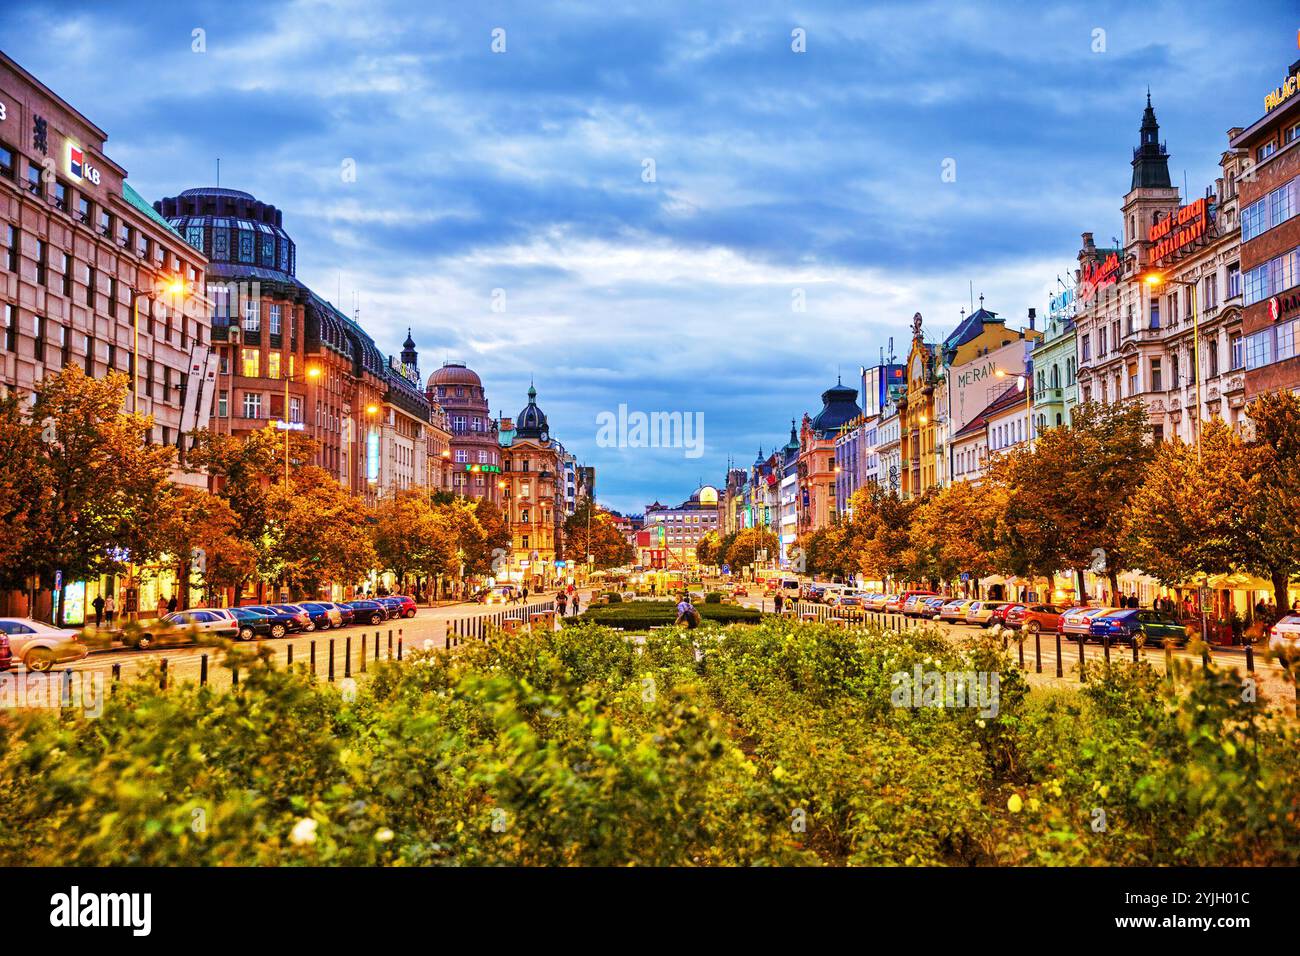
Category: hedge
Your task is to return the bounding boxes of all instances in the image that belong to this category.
[572,600,760,630]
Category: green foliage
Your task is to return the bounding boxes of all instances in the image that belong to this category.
[704,591,723,604]
[573,601,760,629]
[0,618,1295,866]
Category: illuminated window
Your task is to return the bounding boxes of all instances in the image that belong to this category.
[241,348,259,377]
[268,351,281,379]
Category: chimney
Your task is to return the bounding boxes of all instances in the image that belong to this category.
[1027,307,1036,330]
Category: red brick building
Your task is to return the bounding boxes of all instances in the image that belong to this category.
[1230,57,1300,400]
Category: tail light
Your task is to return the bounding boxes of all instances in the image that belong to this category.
[0,635,8,652]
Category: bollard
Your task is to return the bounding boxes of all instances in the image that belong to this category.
[360,635,366,673]
[374,632,379,660]
[398,637,403,660]
[345,637,352,678]
[1017,637,1024,670]
[1077,634,1086,681]
[1245,639,1255,673]
[445,634,451,649]
[111,661,121,695]
[160,658,168,691]
[1054,630,1063,679]
[62,668,73,708]
[1132,638,1139,663]
[1165,639,1174,681]
[1034,629,1041,673]
[388,631,394,659]
[287,644,293,668]
[310,640,317,678]
[232,664,239,686]
[328,639,335,682]
[1103,634,1111,664]
[200,654,208,687]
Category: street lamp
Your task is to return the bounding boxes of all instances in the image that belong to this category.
[277,363,321,487]
[993,367,1033,451]
[1142,270,1202,464]
[130,275,186,414]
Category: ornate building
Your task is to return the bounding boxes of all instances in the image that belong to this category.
[797,378,860,533]
[898,313,940,499]
[498,385,564,587]
[426,361,500,503]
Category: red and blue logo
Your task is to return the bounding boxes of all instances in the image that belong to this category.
[69,147,84,178]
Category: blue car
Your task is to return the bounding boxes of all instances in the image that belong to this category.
[1089,609,1187,646]
[241,605,312,633]
[282,602,343,630]
[345,600,389,626]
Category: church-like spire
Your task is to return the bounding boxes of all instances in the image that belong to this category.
[1132,92,1172,190]
[400,328,418,368]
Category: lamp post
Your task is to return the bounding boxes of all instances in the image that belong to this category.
[1141,270,1202,464]
[993,367,1033,450]
[277,363,321,488]
[129,275,186,414]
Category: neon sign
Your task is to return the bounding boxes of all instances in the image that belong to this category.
[1078,253,1121,303]
[1149,197,1209,264]
[1265,67,1300,113]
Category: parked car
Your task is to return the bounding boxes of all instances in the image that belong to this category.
[1061,606,1115,640]
[965,600,1009,626]
[479,586,519,605]
[898,590,939,615]
[1089,609,1187,646]
[830,594,864,611]
[989,603,1025,627]
[0,618,90,671]
[289,602,344,630]
[921,596,947,620]
[1268,615,1300,657]
[0,631,12,671]
[345,599,389,626]
[863,593,890,612]
[1005,603,1064,634]
[230,607,284,640]
[938,599,975,623]
[380,595,418,619]
[126,606,241,650]
[323,602,357,627]
[243,605,313,633]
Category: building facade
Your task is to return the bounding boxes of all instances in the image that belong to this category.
[427,361,501,504]
[498,386,564,587]
[798,378,860,534]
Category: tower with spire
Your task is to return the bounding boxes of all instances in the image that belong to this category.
[400,328,418,372]
[1123,91,1180,275]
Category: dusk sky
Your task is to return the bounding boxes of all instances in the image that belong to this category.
[1,0,1294,513]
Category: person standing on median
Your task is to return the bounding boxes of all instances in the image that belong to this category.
[556,589,568,616]
[103,594,116,628]
[92,594,105,628]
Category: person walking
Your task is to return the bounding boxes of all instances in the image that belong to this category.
[556,589,568,616]
[167,594,179,614]
[92,594,105,628]
[103,594,116,628]
[774,592,784,614]
[571,591,581,615]
[156,595,169,619]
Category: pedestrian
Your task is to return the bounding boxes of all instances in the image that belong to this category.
[156,595,168,619]
[556,589,568,616]
[522,586,529,601]
[1292,598,1300,614]
[571,592,581,615]
[676,595,699,629]
[1255,598,1267,620]
[92,594,105,628]
[774,593,784,614]
[103,594,116,628]
[167,594,178,614]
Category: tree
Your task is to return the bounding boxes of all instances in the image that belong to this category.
[1123,420,1258,592]
[22,368,175,622]
[695,531,720,567]
[843,485,920,584]
[265,467,376,598]
[154,486,257,608]
[725,527,778,570]
[0,392,43,590]
[908,479,1008,591]
[457,497,509,577]
[563,498,634,570]
[1242,391,1300,608]
[372,489,456,592]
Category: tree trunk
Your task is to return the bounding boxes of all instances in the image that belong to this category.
[1272,570,1290,614]
[1046,571,1056,602]
[1076,568,1087,603]
[1108,570,1120,606]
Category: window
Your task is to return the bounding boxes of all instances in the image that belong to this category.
[1203,272,1217,310]
[35,239,46,285]
[85,266,95,306]
[1152,424,1164,443]
[76,195,91,224]
[6,225,17,272]
[1170,350,1180,388]
[478,450,488,463]
[0,143,13,180]
[1244,329,1274,369]
[2,303,13,351]
[289,397,302,424]
[520,482,530,498]
[52,180,66,211]
[1230,334,1244,370]
[243,392,263,419]
[520,508,530,523]
[60,252,71,296]
[26,162,41,195]
[99,210,111,236]
[1207,337,1219,378]
[108,278,118,318]
[241,348,260,377]
[1228,262,1241,298]
[218,390,228,417]
[1278,320,1299,364]
[1098,326,1107,355]
[268,351,281,380]
[243,297,260,332]
[1150,358,1162,392]
[269,303,282,336]
[1258,141,1277,162]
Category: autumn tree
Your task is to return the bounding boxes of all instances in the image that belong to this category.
[372,489,458,593]
[695,530,720,567]
[0,392,43,590]
[22,368,175,623]
[563,498,635,569]
[154,486,257,608]
[726,527,778,570]
[908,479,1007,591]
[265,466,376,598]
[1241,391,1300,608]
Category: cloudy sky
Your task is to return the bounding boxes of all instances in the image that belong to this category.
[1,0,1293,512]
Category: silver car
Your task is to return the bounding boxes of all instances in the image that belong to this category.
[0,618,90,671]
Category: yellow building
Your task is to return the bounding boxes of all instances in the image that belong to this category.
[898,313,940,498]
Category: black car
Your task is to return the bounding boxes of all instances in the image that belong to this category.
[345,599,388,626]
[242,605,312,633]
[230,607,285,640]
[318,601,356,627]
[282,602,342,630]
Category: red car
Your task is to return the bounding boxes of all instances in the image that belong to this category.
[733,585,749,597]
[0,631,11,671]
[1004,603,1063,634]
[389,595,418,618]
[989,603,1024,627]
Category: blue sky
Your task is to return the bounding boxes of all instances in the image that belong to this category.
[2,0,1294,513]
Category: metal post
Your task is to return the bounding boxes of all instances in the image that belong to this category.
[160,658,168,690]
[328,639,335,682]
[287,644,293,668]
[310,639,317,677]
[1017,637,1024,670]
[388,630,393,658]
[1077,633,1086,681]
[232,665,239,686]
[345,636,352,678]
[1054,629,1063,679]
[112,662,121,695]
[398,637,403,660]
[1103,634,1110,664]
[1245,639,1255,673]
[199,654,208,687]
[1034,629,1041,673]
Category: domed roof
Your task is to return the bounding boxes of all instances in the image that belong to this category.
[809,378,861,437]
[515,384,549,440]
[428,362,482,389]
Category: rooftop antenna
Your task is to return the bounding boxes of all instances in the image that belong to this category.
[969,280,974,313]
[216,157,220,188]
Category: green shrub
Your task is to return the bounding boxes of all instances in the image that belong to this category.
[704,592,722,604]
[571,601,760,630]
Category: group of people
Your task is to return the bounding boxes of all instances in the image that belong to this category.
[555,584,582,616]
